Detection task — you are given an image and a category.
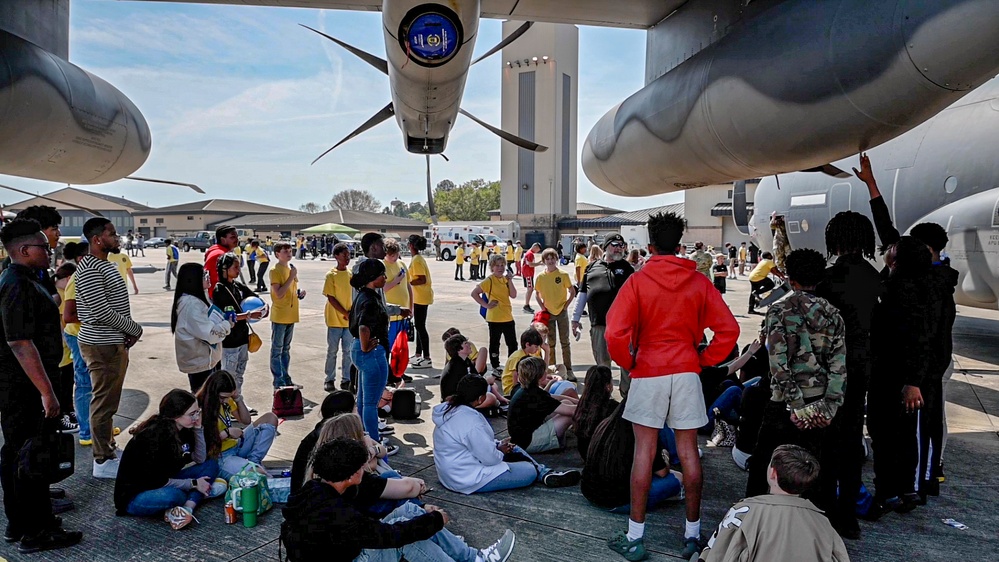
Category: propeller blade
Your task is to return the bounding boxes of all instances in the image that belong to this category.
[300,24,388,76]
[471,21,534,66]
[312,102,395,165]
[459,109,548,152]
[124,176,205,194]
[802,164,851,178]
[0,182,105,217]
[426,155,438,224]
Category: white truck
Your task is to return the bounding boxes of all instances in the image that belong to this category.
[621,224,649,250]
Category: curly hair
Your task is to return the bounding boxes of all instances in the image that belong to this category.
[647,212,686,253]
[825,211,875,260]
[909,222,948,253]
[783,248,827,287]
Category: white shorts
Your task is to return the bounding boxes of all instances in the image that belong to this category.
[623,373,709,430]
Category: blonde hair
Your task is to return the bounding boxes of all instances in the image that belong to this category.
[305,413,365,481]
[488,254,506,268]
[531,321,549,338]
[517,356,547,388]
[383,238,401,256]
[588,244,603,262]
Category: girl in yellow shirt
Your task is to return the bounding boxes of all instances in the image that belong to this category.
[470,254,518,369]
[454,244,465,281]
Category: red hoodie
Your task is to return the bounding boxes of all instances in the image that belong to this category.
[605,254,739,378]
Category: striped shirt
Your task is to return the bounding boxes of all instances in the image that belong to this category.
[75,254,142,345]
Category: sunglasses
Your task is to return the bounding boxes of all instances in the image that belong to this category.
[608,242,626,248]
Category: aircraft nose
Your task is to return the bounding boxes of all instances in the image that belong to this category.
[902,0,999,91]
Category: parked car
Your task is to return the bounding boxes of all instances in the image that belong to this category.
[179,231,214,252]
[145,237,167,248]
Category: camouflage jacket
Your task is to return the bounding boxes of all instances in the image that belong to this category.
[765,290,847,417]
[691,250,713,279]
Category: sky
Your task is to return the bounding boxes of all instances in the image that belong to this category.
[0,1,684,213]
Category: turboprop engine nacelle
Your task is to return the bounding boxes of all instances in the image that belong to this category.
[0,30,151,185]
[582,0,999,197]
[382,0,480,154]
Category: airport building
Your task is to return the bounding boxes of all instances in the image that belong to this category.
[131,199,296,238]
[5,187,148,238]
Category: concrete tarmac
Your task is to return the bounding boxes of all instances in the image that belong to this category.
[0,250,995,561]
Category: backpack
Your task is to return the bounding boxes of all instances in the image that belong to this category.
[272,387,304,417]
[391,388,422,420]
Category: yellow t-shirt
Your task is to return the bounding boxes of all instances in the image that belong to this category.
[446,339,479,362]
[108,252,132,280]
[574,254,589,284]
[479,275,513,323]
[383,260,411,321]
[217,399,239,452]
[255,248,269,263]
[409,254,434,306]
[456,246,465,265]
[502,349,542,395]
[269,263,299,324]
[166,245,179,263]
[57,287,72,368]
[514,246,524,262]
[470,247,480,265]
[535,269,573,315]
[749,259,777,283]
[506,246,515,261]
[63,276,81,337]
[322,268,352,328]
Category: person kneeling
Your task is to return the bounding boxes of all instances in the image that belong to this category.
[114,389,222,530]
[281,438,516,562]
[698,445,849,562]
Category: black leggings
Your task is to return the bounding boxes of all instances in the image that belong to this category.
[487,321,518,369]
[749,277,775,310]
[454,264,464,280]
[257,262,270,290]
[413,304,431,358]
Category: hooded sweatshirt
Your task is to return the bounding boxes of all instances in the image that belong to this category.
[604,254,740,378]
[431,402,510,494]
[764,290,847,417]
[173,294,231,374]
[924,262,958,379]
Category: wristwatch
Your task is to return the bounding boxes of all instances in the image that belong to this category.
[191,479,198,489]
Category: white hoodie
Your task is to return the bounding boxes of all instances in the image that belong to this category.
[174,294,231,374]
[431,402,509,494]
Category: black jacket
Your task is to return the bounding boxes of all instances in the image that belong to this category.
[923,262,958,379]
[817,253,885,363]
[212,280,258,348]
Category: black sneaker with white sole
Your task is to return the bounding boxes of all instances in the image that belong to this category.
[542,469,581,488]
[58,415,79,434]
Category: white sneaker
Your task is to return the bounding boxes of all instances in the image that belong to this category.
[479,529,516,562]
[92,457,120,479]
[208,478,228,498]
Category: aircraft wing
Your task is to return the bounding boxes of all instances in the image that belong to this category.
[139,0,682,28]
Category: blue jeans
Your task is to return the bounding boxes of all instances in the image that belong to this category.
[474,446,550,493]
[325,327,355,384]
[64,333,91,440]
[364,470,424,518]
[659,426,680,466]
[270,322,295,387]
[351,340,389,441]
[608,473,683,514]
[355,503,478,562]
[704,376,761,432]
[220,423,278,479]
[125,459,219,516]
[222,345,249,391]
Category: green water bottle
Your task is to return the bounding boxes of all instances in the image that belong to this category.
[234,478,260,528]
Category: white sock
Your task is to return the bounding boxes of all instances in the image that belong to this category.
[626,519,645,542]
[685,519,701,539]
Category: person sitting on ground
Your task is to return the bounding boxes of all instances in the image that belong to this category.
[539,364,578,399]
[291,390,356,492]
[507,357,577,454]
[573,366,620,460]
[172,263,234,393]
[282,438,517,562]
[500,327,544,397]
[442,327,488,374]
[698,445,849,562]
[432,375,581,494]
[582,399,683,515]
[698,340,764,446]
[440,334,503,410]
[197,370,279,478]
[114,389,221,530]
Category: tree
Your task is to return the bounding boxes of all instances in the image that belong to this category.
[329,189,381,213]
[436,179,456,192]
[299,202,326,213]
[434,179,500,221]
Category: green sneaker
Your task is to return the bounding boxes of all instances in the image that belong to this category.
[607,531,649,561]
[681,535,707,559]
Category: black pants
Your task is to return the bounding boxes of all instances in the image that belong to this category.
[868,379,918,500]
[248,261,256,283]
[470,264,479,280]
[187,363,220,394]
[55,363,74,416]
[747,400,838,515]
[916,377,944,494]
[488,321,518,369]
[0,381,55,537]
[480,262,487,278]
[749,278,775,311]
[454,264,464,280]
[257,262,270,291]
[834,352,870,525]
[413,304,431,359]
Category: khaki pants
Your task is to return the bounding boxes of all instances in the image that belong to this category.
[80,343,129,461]
[590,324,630,397]
[545,308,573,372]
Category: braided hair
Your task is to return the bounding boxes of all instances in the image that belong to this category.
[825,211,876,260]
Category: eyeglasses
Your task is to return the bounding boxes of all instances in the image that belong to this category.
[608,242,626,248]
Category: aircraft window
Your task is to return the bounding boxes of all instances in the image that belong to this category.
[790,194,826,207]
[945,176,958,194]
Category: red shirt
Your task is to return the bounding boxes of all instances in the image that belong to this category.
[605,254,739,378]
[204,244,227,298]
[523,250,537,279]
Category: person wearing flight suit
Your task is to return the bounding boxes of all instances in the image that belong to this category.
[689,242,713,280]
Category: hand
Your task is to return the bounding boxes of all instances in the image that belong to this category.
[400,308,412,318]
[852,153,875,185]
[424,505,450,525]
[790,410,808,430]
[486,300,498,309]
[42,392,60,419]
[133,287,139,295]
[571,321,581,337]
[298,289,307,299]
[124,335,139,349]
[415,479,428,496]
[228,427,244,440]
[363,338,379,353]
[748,339,762,354]
[195,477,212,496]
[231,387,241,402]
[902,385,924,413]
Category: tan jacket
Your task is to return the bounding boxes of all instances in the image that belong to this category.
[700,495,849,562]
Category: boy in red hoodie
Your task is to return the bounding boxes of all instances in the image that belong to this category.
[605,212,739,560]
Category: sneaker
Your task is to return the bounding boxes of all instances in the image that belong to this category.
[4,517,62,543]
[49,487,66,499]
[384,444,400,456]
[248,408,258,416]
[50,497,75,515]
[479,529,516,562]
[523,305,535,313]
[340,379,352,391]
[379,426,396,436]
[707,419,726,447]
[401,374,414,382]
[78,437,93,446]
[324,380,337,392]
[17,528,83,554]
[208,478,228,498]
[58,415,79,434]
[542,469,581,488]
[411,358,432,369]
[607,531,648,561]
[680,535,707,559]
[715,420,737,447]
[164,285,172,290]
[164,506,197,530]
[68,412,78,425]
[92,457,120,479]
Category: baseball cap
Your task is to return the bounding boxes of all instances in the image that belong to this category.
[602,234,626,249]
